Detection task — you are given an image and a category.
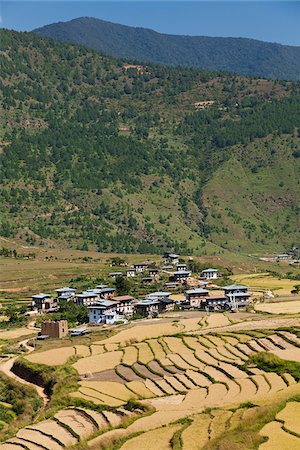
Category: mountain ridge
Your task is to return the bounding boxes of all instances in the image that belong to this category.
[33,16,300,80]
[0,29,299,255]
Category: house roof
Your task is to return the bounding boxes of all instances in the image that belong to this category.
[87,300,115,309]
[168,253,179,258]
[111,295,135,302]
[147,291,171,298]
[173,271,191,275]
[136,299,160,306]
[226,292,250,298]
[223,285,248,291]
[202,268,218,272]
[77,292,98,299]
[134,262,148,267]
[55,287,75,293]
[185,288,209,295]
[32,293,51,299]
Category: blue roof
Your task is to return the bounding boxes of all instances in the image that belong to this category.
[77,292,98,298]
[55,287,75,293]
[32,293,51,299]
[202,268,218,272]
[173,271,191,275]
[88,300,115,308]
[185,288,209,295]
[226,292,250,297]
[224,285,248,290]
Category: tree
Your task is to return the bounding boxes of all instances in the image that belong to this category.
[114,276,131,295]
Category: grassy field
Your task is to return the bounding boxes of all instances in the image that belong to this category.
[232,273,298,296]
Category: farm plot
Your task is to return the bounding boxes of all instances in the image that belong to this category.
[73,351,123,375]
[276,401,300,435]
[255,301,300,314]
[25,346,75,366]
[120,423,182,450]
[259,421,300,449]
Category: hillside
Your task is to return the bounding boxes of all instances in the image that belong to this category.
[33,17,300,81]
[0,29,300,255]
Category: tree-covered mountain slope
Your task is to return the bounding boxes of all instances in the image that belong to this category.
[0,29,299,255]
[33,17,300,81]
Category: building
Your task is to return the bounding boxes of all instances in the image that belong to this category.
[149,268,159,278]
[109,272,123,277]
[55,287,76,300]
[142,277,153,284]
[134,263,148,273]
[126,269,136,278]
[158,297,176,312]
[75,292,99,306]
[41,320,68,339]
[276,253,290,261]
[203,296,228,310]
[32,294,57,312]
[223,285,250,306]
[88,301,123,325]
[202,268,219,279]
[176,263,187,272]
[194,100,215,110]
[185,288,209,308]
[146,291,171,300]
[163,252,180,265]
[170,270,191,282]
[135,298,160,317]
[110,295,136,316]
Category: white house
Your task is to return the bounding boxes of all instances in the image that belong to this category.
[134,263,148,273]
[171,270,191,282]
[223,285,250,306]
[202,268,218,279]
[88,301,123,325]
[55,287,76,300]
[176,263,187,272]
[163,252,180,265]
[126,269,136,278]
[110,295,136,316]
[32,294,57,311]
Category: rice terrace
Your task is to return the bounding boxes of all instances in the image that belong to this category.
[0,243,300,450]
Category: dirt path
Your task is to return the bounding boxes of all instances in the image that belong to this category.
[0,336,49,406]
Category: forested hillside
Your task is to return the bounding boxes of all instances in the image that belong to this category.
[0,29,299,255]
[34,17,300,81]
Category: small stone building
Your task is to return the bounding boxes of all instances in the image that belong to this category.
[41,320,69,339]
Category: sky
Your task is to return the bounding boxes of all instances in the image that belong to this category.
[1,1,300,46]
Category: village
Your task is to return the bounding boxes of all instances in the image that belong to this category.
[28,252,252,339]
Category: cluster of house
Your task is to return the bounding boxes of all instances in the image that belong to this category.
[31,282,250,325]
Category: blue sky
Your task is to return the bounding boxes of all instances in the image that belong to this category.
[1,1,300,46]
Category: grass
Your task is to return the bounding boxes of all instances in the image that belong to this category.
[249,352,300,382]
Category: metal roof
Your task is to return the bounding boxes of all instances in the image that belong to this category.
[202,268,218,272]
[32,293,51,299]
[223,285,248,290]
[55,287,75,293]
[185,288,209,295]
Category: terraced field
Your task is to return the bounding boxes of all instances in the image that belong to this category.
[2,313,300,449]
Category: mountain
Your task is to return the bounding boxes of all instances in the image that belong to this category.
[33,17,300,81]
[0,29,300,256]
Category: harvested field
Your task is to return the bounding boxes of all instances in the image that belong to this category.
[145,379,165,396]
[255,301,300,314]
[80,380,137,401]
[116,364,144,381]
[272,347,300,362]
[165,375,187,392]
[133,362,160,379]
[122,346,138,365]
[90,344,106,355]
[73,351,123,375]
[120,423,182,450]
[186,369,212,387]
[148,360,170,376]
[30,418,78,446]
[148,339,166,360]
[126,380,155,398]
[259,421,300,449]
[0,328,34,340]
[55,408,96,439]
[136,342,153,364]
[16,429,63,450]
[25,346,75,366]
[75,345,91,357]
[181,413,211,450]
[276,401,300,435]
[75,387,124,406]
[210,409,232,440]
